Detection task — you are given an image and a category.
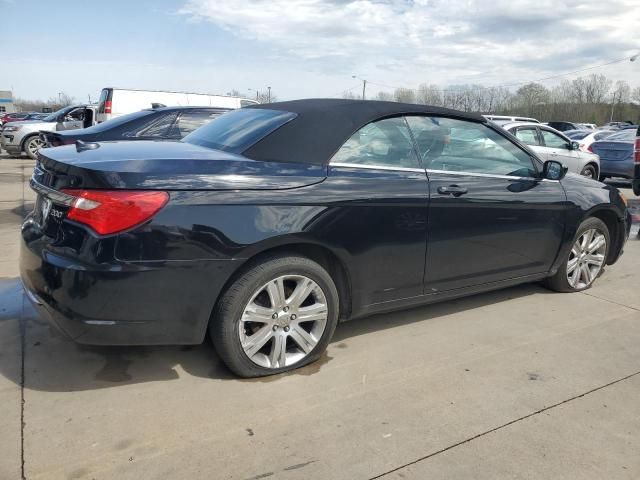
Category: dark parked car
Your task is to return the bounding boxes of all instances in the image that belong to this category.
[21,99,631,377]
[546,121,581,132]
[40,106,229,147]
[590,127,640,195]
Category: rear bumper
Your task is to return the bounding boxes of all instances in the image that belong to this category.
[20,224,243,345]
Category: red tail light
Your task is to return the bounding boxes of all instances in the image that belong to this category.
[104,100,112,114]
[634,138,640,164]
[61,189,169,235]
[587,144,594,153]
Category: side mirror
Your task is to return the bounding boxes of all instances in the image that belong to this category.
[568,141,579,150]
[542,160,567,181]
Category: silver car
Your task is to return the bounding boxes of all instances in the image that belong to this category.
[502,122,601,179]
[1,104,96,159]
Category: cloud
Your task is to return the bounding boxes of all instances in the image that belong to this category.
[179,0,640,91]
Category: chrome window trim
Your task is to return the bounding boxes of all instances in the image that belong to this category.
[426,168,541,182]
[29,177,75,206]
[330,162,425,173]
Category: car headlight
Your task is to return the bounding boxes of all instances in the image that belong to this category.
[2,126,21,132]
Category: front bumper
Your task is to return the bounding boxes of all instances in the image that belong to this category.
[1,132,22,153]
[20,222,243,345]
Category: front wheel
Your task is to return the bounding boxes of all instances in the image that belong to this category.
[210,255,340,377]
[544,217,609,293]
[580,164,597,179]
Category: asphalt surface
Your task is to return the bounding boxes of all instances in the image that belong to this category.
[1,151,639,479]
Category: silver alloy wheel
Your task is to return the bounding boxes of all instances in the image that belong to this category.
[26,137,44,157]
[581,167,594,179]
[239,275,328,369]
[566,228,606,289]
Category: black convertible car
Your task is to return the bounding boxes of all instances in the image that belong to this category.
[21,99,631,377]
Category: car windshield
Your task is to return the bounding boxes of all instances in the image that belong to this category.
[183,108,297,153]
[606,129,636,142]
[42,106,76,122]
[565,130,590,140]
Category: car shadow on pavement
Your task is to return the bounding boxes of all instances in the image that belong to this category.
[0,276,553,392]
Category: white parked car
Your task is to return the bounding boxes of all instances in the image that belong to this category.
[502,122,601,179]
[564,129,616,153]
[483,114,540,126]
[96,88,259,123]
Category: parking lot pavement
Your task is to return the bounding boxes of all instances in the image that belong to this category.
[0,151,639,479]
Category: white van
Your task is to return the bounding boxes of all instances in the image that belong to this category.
[96,88,258,123]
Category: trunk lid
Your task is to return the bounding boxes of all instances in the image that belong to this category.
[590,141,633,162]
[35,140,327,191]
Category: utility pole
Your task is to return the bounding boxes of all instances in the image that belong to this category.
[352,75,367,100]
[58,92,63,105]
[610,91,617,122]
[267,86,271,103]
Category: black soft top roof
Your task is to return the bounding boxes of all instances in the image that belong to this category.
[244,98,486,165]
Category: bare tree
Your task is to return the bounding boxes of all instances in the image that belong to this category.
[514,83,550,115]
[394,88,416,103]
[612,80,631,103]
[632,86,640,104]
[376,91,394,101]
[415,84,442,106]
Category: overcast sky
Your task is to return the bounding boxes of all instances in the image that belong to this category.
[2,0,639,102]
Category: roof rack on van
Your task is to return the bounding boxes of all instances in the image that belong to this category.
[151,103,167,109]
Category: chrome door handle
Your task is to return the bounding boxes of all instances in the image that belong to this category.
[437,185,468,197]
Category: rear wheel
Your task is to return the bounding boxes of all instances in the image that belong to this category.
[544,217,609,292]
[210,255,340,377]
[580,164,597,179]
[633,181,640,196]
[24,136,45,160]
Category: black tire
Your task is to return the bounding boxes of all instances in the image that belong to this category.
[210,254,340,378]
[633,181,640,197]
[580,164,597,179]
[544,217,609,293]
[23,135,44,160]
[598,175,607,182]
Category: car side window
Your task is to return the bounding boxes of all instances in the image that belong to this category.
[330,117,420,169]
[134,112,178,138]
[540,129,569,149]
[171,111,222,138]
[407,116,537,178]
[513,127,539,146]
[67,108,85,121]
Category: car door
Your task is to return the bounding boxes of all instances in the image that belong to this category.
[56,107,86,131]
[405,116,567,293]
[326,116,429,307]
[539,128,580,174]
[510,125,545,158]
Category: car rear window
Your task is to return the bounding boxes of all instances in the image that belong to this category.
[565,130,590,140]
[182,108,297,153]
